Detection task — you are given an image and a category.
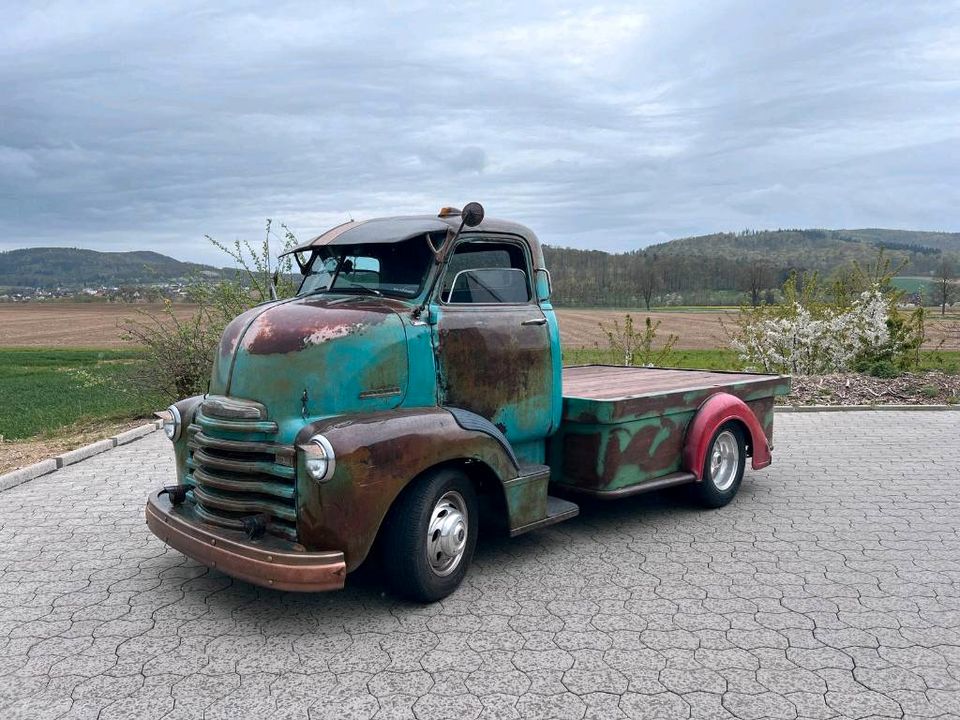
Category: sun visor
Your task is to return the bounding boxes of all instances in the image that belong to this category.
[282,217,451,257]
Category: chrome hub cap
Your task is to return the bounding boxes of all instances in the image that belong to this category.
[427,491,468,577]
[710,430,740,491]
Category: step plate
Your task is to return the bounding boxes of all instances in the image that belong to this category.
[509,496,580,537]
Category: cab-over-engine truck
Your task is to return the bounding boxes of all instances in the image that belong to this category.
[147,203,790,601]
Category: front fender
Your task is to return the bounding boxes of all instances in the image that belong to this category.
[682,392,772,480]
[294,408,519,571]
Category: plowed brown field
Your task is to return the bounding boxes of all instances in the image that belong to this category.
[555,308,738,350]
[0,303,956,350]
[0,303,197,348]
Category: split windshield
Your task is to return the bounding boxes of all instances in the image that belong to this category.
[297,233,437,298]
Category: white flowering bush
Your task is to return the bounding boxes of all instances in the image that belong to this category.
[727,268,925,376]
[731,290,895,374]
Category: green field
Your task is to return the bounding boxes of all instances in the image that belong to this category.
[0,349,162,440]
[892,276,933,296]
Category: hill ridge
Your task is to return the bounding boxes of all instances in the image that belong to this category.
[3,227,958,290]
[0,247,227,288]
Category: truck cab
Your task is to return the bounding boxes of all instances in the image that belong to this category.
[147,204,789,601]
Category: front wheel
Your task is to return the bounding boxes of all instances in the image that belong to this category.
[382,468,478,602]
[693,422,746,508]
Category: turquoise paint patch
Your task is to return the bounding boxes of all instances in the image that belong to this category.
[227,313,409,444]
[648,424,672,457]
[543,305,563,437]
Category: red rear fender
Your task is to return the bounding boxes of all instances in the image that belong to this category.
[682,392,772,479]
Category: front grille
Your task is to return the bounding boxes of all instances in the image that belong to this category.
[184,397,298,542]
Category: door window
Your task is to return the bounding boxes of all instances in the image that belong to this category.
[440,241,531,304]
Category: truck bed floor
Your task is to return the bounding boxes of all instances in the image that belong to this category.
[562,365,772,400]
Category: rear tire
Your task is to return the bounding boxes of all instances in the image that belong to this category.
[693,422,746,508]
[382,468,478,602]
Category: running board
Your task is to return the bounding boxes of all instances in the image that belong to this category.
[509,496,579,537]
[552,471,698,500]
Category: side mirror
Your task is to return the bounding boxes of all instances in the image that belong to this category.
[461,202,484,227]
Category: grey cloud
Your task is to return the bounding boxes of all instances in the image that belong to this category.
[0,1,957,264]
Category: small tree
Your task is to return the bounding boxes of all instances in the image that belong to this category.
[934,257,957,316]
[121,220,299,401]
[634,253,660,311]
[600,314,678,366]
[741,260,775,306]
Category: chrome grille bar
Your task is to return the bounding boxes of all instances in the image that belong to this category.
[186,396,297,542]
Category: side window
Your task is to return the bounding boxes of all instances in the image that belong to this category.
[441,241,531,304]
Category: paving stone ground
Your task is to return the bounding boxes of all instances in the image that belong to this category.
[1,411,958,720]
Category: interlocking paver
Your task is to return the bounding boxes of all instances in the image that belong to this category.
[1,411,959,718]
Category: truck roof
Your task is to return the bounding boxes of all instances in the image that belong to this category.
[284,212,544,267]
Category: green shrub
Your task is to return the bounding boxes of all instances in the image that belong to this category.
[122,220,297,401]
[853,357,899,378]
[920,384,940,399]
[598,314,678,366]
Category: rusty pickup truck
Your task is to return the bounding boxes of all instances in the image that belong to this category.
[147,203,790,601]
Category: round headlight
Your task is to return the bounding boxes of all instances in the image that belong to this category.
[162,405,181,441]
[302,434,336,483]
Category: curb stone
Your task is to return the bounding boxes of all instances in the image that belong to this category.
[56,439,116,468]
[114,423,159,446]
[776,404,959,413]
[0,421,161,492]
[0,459,58,492]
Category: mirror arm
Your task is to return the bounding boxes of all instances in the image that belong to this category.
[414,202,484,319]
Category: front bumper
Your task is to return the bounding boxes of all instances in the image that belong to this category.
[145,491,346,592]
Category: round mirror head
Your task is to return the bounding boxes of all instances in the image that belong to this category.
[461,202,484,227]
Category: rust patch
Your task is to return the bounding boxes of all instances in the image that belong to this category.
[747,396,775,443]
[436,306,553,442]
[219,307,260,358]
[239,298,395,355]
[557,413,687,491]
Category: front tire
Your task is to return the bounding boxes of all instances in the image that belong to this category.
[693,422,746,508]
[382,468,478,602]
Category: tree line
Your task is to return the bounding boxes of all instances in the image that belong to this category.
[543,246,787,308]
[542,242,958,309]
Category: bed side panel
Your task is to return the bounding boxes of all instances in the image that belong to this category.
[551,369,789,493]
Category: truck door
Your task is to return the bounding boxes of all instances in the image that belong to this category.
[433,237,554,445]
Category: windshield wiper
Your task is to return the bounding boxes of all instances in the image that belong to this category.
[337,283,382,297]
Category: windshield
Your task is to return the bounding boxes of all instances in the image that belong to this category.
[297,233,437,298]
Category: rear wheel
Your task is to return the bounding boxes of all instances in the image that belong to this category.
[693,422,746,508]
[382,468,478,602]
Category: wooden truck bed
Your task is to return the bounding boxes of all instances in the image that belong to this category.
[549,366,791,496]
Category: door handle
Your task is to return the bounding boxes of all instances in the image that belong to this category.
[521,317,547,326]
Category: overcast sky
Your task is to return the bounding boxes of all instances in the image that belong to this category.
[2,1,958,264]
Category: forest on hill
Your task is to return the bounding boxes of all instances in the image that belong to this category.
[544,228,959,307]
[0,247,227,288]
[4,227,958,307]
